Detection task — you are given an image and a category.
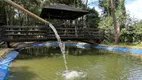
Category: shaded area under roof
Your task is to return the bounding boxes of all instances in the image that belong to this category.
[40,4,88,20]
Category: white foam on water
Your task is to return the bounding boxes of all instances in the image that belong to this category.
[62,70,87,80]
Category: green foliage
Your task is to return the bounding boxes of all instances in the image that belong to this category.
[0,0,92,26]
[116,14,142,43]
[86,8,100,28]
[0,0,100,28]
[99,0,111,16]
[99,16,113,29]
[134,21,142,35]
[0,1,6,24]
[43,0,85,8]
[99,13,142,43]
[99,0,125,16]
[98,0,129,43]
[0,0,43,25]
[98,16,114,42]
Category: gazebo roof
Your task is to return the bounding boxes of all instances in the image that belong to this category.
[40,4,88,20]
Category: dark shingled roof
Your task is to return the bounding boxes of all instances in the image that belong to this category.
[40,4,88,20]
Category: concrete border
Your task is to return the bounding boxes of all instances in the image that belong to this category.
[95,45,142,54]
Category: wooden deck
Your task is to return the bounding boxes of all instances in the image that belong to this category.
[0,25,104,42]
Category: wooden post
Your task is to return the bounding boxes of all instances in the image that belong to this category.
[6,42,11,48]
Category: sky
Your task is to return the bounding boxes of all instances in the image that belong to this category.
[88,0,142,20]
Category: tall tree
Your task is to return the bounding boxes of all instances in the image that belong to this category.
[2,0,42,25]
[99,0,126,43]
[2,0,96,27]
[0,1,6,25]
[86,8,100,28]
[110,0,119,43]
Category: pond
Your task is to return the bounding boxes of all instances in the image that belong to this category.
[8,47,142,80]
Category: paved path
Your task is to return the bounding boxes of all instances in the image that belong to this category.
[0,48,13,58]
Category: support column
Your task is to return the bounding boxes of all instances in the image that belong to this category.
[6,42,11,48]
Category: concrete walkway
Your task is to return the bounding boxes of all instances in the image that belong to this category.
[0,48,13,58]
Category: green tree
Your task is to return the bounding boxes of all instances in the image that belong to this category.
[111,0,119,43]
[2,0,99,29]
[86,8,100,28]
[3,0,42,25]
[0,1,6,25]
[98,0,126,43]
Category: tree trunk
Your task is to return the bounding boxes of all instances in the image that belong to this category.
[86,0,88,8]
[117,23,120,42]
[83,0,88,28]
[5,6,9,25]
[110,0,119,43]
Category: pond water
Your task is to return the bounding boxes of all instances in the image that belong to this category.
[8,47,142,80]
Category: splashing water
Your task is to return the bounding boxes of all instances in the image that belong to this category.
[48,23,87,79]
[62,70,87,80]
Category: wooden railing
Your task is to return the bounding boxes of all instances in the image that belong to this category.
[0,28,2,43]
[0,25,104,42]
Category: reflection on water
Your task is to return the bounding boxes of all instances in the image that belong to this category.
[8,47,142,80]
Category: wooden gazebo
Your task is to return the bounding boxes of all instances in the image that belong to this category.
[40,4,88,20]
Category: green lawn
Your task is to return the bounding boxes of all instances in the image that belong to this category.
[101,42,142,48]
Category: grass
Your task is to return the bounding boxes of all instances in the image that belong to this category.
[101,42,142,48]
